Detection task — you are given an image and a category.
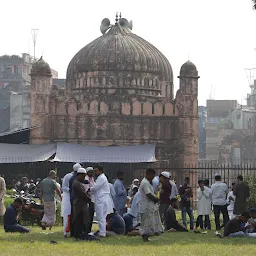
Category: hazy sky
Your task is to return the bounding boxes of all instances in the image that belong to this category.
[1,0,256,105]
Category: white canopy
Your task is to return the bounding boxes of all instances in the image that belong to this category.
[53,143,156,163]
[0,143,56,163]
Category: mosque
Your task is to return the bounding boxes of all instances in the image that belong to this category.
[29,14,199,167]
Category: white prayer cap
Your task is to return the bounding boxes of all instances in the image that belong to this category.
[77,167,87,174]
[215,173,221,177]
[86,167,94,172]
[161,171,170,179]
[133,179,139,182]
[73,163,81,172]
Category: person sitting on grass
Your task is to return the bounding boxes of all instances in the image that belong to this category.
[123,190,140,235]
[4,198,30,233]
[105,210,126,236]
[165,198,188,232]
[223,212,250,237]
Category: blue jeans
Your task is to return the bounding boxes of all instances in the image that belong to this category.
[123,213,134,232]
[229,231,245,237]
[5,224,30,233]
[181,206,194,229]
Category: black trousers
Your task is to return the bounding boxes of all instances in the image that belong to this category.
[87,202,95,233]
[70,204,74,237]
[73,212,87,239]
[196,215,211,230]
[213,204,229,230]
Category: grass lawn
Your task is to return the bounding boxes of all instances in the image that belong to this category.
[0,226,256,256]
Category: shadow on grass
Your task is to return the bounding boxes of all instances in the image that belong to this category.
[1,228,256,247]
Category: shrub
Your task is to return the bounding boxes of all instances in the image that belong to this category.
[244,175,256,207]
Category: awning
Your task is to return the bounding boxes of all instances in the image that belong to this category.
[53,143,156,163]
[0,143,56,163]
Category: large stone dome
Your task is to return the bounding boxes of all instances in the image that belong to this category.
[66,17,173,99]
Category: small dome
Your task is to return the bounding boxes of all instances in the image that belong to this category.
[31,57,51,77]
[180,60,198,77]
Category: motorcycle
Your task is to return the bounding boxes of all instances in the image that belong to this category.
[20,196,44,227]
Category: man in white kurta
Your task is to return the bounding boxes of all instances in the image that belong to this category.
[196,180,211,230]
[91,165,114,237]
[61,163,81,237]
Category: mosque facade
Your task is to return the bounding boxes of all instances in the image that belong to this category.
[29,15,199,167]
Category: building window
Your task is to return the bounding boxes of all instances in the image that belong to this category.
[4,65,12,73]
[14,65,19,74]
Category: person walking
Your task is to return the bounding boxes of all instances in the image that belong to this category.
[211,173,229,230]
[233,175,250,216]
[40,170,62,230]
[91,165,114,237]
[178,177,194,230]
[139,168,163,242]
[196,180,211,230]
[113,172,127,217]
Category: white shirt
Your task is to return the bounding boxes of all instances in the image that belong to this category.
[227,191,236,211]
[109,183,116,199]
[170,181,178,199]
[61,172,73,193]
[129,192,141,218]
[152,176,160,194]
[211,181,228,206]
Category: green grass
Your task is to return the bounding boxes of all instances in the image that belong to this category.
[0,226,256,256]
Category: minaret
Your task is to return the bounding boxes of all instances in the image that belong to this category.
[176,60,199,167]
[30,57,52,144]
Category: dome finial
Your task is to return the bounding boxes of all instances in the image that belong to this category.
[119,12,122,19]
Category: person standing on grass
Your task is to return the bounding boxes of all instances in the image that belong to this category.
[159,172,172,222]
[165,198,188,232]
[227,183,236,220]
[113,172,127,217]
[139,168,164,242]
[91,165,114,237]
[233,175,250,216]
[69,163,82,237]
[40,170,62,230]
[61,163,80,238]
[84,167,95,234]
[4,198,30,233]
[196,180,211,230]
[72,168,91,240]
[0,175,6,217]
[178,177,194,230]
[211,173,229,230]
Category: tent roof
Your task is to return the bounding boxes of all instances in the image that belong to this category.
[53,143,156,163]
[0,143,56,163]
[0,143,156,163]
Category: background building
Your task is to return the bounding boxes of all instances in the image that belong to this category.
[0,54,58,133]
[198,106,206,160]
[205,99,238,161]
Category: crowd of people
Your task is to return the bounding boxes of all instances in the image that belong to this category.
[0,166,256,241]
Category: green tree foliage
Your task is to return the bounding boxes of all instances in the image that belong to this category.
[244,175,256,206]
